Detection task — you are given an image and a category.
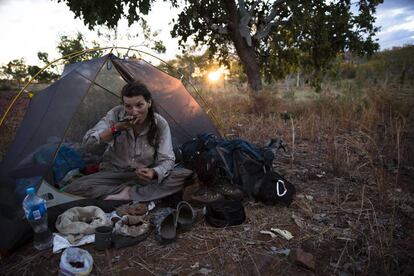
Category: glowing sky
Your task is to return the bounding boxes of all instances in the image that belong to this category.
[0,0,413,66]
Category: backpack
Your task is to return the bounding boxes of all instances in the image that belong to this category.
[178,133,220,168]
[178,133,222,182]
[179,133,296,206]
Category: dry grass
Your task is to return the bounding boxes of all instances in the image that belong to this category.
[196,83,414,275]
[0,91,30,160]
[1,82,413,275]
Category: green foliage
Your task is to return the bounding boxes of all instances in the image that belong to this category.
[325,45,414,88]
[55,0,163,29]
[158,49,214,83]
[159,49,246,86]
[27,65,59,82]
[0,57,59,85]
[37,52,51,65]
[0,32,103,85]
[0,79,13,91]
[359,45,414,86]
[57,32,103,63]
[277,44,414,94]
[1,59,29,86]
[24,52,60,82]
[228,58,247,83]
[275,0,377,89]
[171,0,383,91]
[55,0,166,54]
[139,19,166,53]
[158,51,204,80]
[55,0,383,92]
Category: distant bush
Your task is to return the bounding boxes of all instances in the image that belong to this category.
[356,45,414,86]
[0,80,13,91]
[340,63,357,79]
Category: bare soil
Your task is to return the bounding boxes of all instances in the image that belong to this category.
[1,137,413,276]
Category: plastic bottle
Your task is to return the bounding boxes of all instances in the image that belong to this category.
[22,187,53,250]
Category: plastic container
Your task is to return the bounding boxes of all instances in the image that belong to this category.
[59,247,93,276]
[22,187,53,250]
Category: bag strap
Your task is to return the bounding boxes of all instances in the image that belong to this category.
[252,167,269,197]
[215,146,234,182]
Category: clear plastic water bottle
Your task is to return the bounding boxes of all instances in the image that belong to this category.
[22,187,53,250]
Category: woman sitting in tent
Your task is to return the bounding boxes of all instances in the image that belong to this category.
[65,82,193,201]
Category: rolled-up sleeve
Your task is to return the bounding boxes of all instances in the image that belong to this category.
[82,108,118,148]
[152,116,175,183]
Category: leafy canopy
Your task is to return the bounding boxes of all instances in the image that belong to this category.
[55,0,383,91]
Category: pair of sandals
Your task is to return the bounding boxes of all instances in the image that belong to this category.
[153,201,196,242]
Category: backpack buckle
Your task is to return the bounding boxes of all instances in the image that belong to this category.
[276,180,287,197]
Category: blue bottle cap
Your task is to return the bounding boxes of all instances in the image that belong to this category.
[26,187,35,195]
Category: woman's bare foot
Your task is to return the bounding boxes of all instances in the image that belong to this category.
[104,186,132,200]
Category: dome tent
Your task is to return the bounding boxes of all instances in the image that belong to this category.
[0,52,220,253]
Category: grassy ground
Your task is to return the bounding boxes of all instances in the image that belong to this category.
[1,82,413,275]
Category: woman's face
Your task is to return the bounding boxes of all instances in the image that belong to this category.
[123,95,151,124]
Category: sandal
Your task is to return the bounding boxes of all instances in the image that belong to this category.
[176,201,195,230]
[152,207,177,242]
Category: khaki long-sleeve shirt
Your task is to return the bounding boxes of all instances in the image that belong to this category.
[83,105,175,183]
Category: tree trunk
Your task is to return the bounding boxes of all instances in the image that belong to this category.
[400,62,406,86]
[223,0,263,94]
[296,71,300,87]
[383,68,389,87]
[235,44,262,94]
[285,75,290,91]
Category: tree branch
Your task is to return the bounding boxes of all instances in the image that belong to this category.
[254,0,287,41]
[195,0,229,36]
[203,14,228,35]
[238,0,284,46]
[212,23,229,34]
[265,0,286,23]
[254,20,289,40]
[238,0,254,46]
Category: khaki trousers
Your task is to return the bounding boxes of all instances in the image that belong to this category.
[64,167,193,202]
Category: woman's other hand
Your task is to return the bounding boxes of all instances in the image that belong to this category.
[135,167,156,181]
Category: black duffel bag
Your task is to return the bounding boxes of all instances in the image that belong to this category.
[254,171,296,206]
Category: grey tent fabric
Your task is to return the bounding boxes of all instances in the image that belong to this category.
[113,58,219,146]
[0,53,220,253]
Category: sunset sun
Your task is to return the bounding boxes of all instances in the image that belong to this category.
[207,70,222,83]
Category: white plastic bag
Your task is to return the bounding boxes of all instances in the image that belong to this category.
[59,247,93,276]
